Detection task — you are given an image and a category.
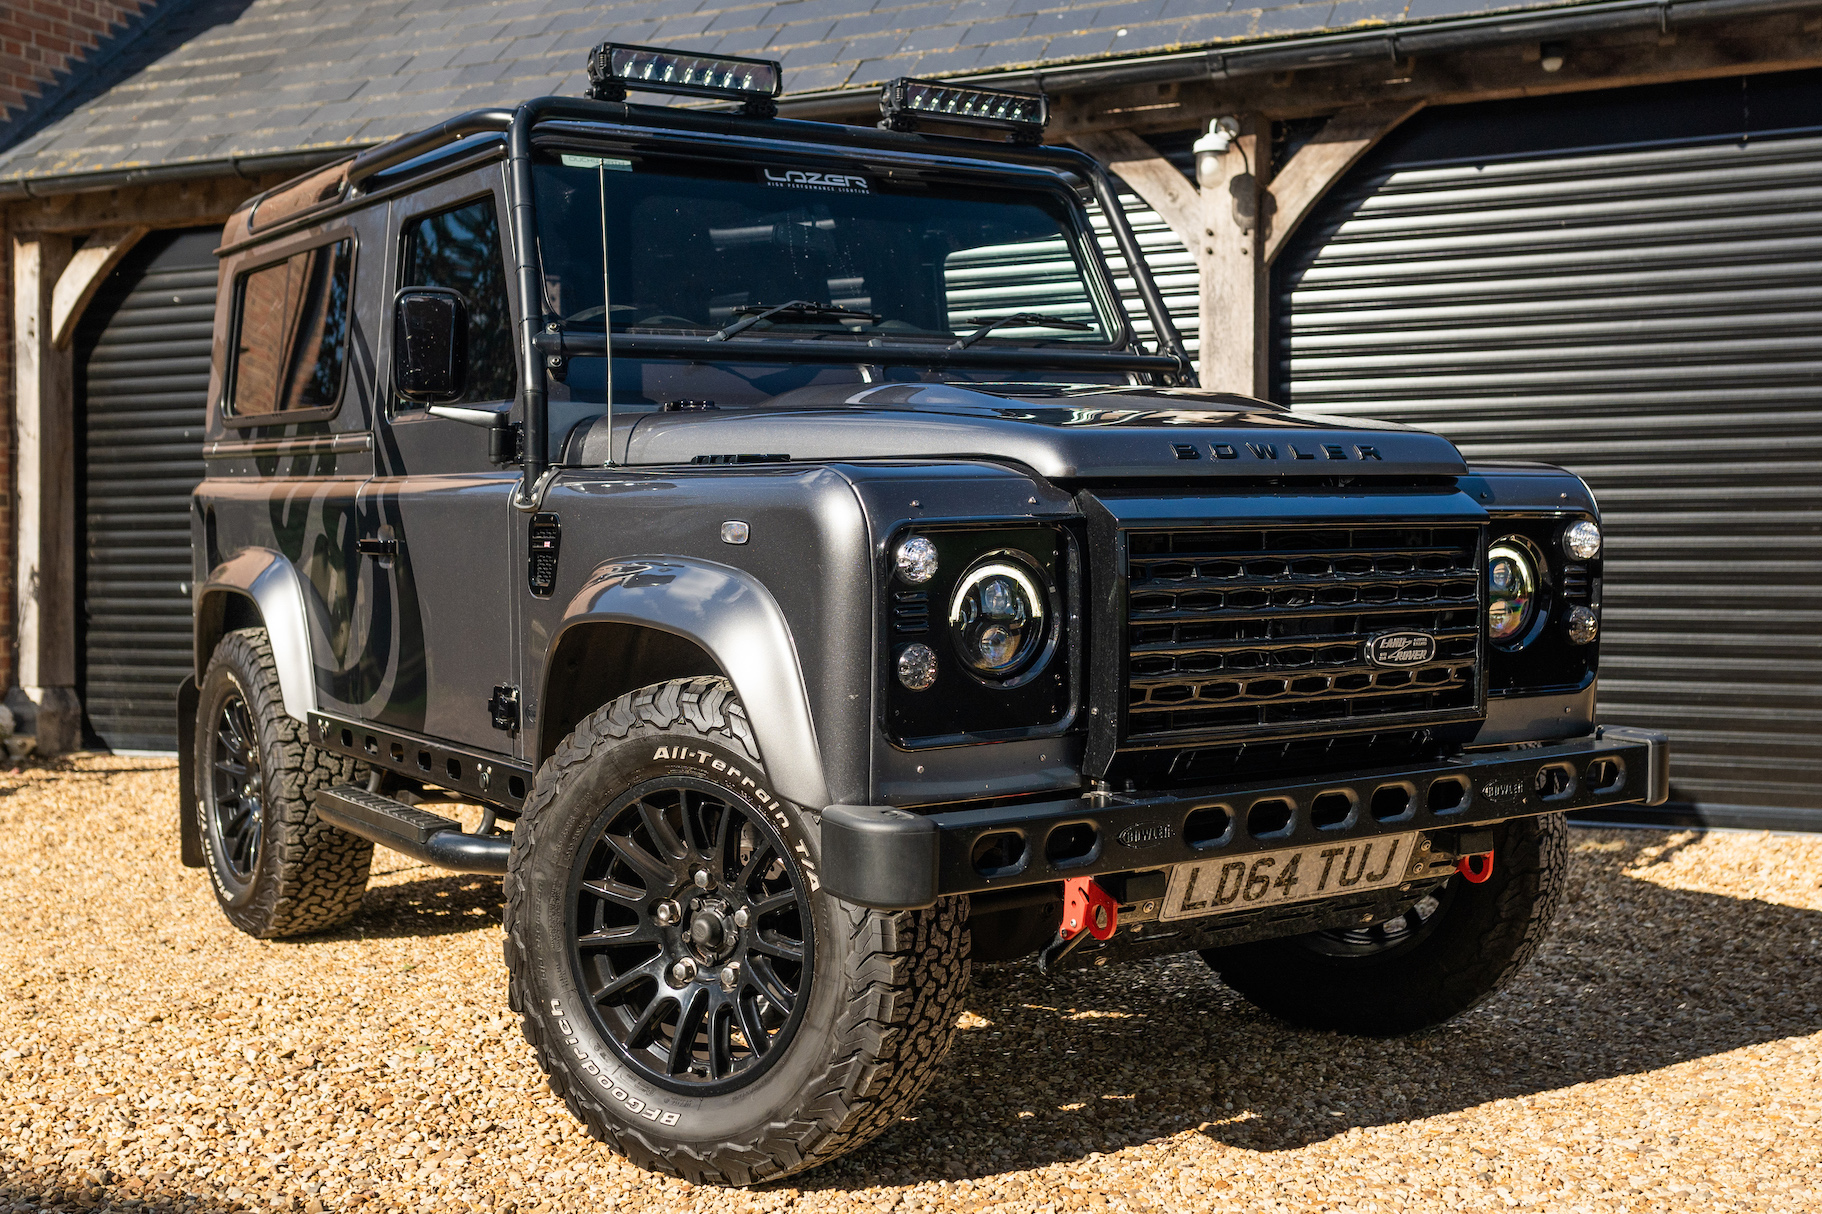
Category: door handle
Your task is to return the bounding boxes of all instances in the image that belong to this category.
[357,537,399,558]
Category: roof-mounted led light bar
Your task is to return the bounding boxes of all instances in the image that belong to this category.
[586,43,783,116]
[878,78,1049,143]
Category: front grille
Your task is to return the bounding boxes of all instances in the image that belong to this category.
[1123,523,1483,749]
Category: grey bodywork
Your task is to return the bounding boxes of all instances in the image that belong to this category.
[189,107,1607,826]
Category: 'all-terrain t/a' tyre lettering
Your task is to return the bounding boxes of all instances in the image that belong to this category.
[503,677,969,1185]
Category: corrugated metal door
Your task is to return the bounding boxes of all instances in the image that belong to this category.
[1091,189,1201,363]
[76,229,218,752]
[1273,75,1822,828]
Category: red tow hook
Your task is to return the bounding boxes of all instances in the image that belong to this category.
[1061,876,1120,942]
[1038,877,1120,974]
[1457,851,1496,883]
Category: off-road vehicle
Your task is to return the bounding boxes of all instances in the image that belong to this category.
[180,43,1669,1184]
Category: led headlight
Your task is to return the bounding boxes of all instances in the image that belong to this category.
[895,536,938,584]
[1487,539,1540,645]
[948,555,1053,683]
[1562,519,1602,561]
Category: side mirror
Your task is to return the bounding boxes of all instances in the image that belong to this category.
[394,287,468,402]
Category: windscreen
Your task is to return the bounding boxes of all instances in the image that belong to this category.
[532,152,1111,345]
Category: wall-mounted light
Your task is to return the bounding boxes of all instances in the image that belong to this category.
[1193,116,1243,197]
[1539,41,1567,72]
[1193,116,1239,158]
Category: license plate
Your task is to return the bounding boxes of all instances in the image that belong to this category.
[1159,832,1420,922]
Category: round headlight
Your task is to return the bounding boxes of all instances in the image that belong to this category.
[1562,519,1602,561]
[895,536,938,584]
[896,643,938,691]
[948,556,1052,683]
[1487,539,1539,645]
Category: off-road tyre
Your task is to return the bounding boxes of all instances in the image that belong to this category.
[194,627,372,937]
[1202,812,1569,1036]
[504,676,969,1185]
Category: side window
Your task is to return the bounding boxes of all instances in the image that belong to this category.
[399,198,515,406]
[229,239,353,417]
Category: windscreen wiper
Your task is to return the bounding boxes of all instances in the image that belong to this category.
[951,312,1093,350]
[710,300,883,342]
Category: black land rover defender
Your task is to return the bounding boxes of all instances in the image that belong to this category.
[179,44,1668,1184]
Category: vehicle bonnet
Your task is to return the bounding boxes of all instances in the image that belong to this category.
[577,382,1468,480]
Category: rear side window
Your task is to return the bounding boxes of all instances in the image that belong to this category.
[229,239,353,417]
[399,198,515,406]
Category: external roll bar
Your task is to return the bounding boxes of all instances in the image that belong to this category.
[340,97,1200,509]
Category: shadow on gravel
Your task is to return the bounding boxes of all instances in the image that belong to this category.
[0,1171,238,1214]
[802,832,1822,1189]
[329,870,505,941]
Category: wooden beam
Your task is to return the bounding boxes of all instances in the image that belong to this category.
[1050,10,1822,137]
[12,232,81,754]
[1067,128,1200,248]
[1198,115,1271,397]
[6,171,279,235]
[1263,102,1422,264]
[50,225,148,349]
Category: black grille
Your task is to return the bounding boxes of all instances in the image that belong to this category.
[1123,523,1483,748]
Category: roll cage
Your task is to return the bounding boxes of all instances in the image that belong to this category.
[232,95,1198,510]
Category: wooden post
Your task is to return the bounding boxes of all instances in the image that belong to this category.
[1197,115,1270,397]
[1075,106,1417,398]
[12,233,81,754]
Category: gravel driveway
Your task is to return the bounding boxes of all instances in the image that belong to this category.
[2,755,1817,1213]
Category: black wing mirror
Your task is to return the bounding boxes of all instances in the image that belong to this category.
[394,287,468,402]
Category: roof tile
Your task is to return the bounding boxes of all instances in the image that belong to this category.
[959,16,1033,43]
[0,0,1608,185]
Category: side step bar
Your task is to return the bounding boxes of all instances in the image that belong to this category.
[315,785,510,875]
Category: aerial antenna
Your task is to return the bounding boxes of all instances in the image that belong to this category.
[598,158,613,466]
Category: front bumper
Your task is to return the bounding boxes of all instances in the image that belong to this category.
[822,726,1668,909]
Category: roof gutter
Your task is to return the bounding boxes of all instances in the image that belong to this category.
[776,0,1822,119]
[6,0,1814,197]
[0,147,355,204]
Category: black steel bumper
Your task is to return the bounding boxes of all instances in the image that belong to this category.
[821,726,1668,909]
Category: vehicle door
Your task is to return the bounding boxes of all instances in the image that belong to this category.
[363,167,521,752]
[210,219,378,720]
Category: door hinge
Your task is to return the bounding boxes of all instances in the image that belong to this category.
[490,422,523,465]
[489,685,521,733]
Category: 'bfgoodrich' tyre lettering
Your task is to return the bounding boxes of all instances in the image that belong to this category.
[504,676,967,1185]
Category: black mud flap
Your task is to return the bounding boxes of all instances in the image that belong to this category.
[176,676,202,867]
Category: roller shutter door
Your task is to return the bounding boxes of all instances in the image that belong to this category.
[1092,188,1201,363]
[1273,73,1822,829]
[76,229,219,752]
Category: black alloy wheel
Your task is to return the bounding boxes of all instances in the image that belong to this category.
[1299,887,1450,958]
[1202,813,1569,1036]
[208,691,265,886]
[570,775,813,1094]
[194,628,371,937]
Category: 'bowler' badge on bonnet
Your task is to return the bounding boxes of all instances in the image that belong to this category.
[1364,631,1436,668]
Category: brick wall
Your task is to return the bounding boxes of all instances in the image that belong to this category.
[0,0,155,124]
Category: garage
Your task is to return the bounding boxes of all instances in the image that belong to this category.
[1273,69,1822,829]
[75,229,218,752]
